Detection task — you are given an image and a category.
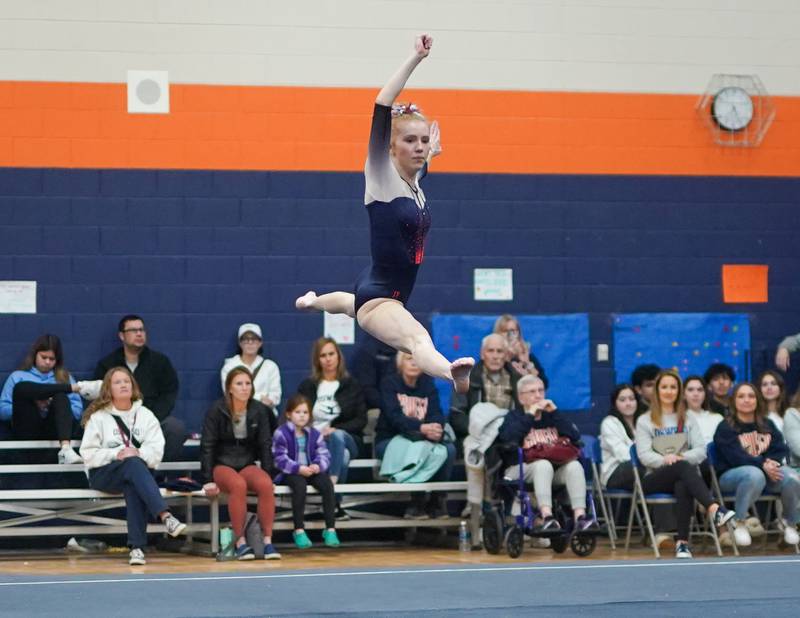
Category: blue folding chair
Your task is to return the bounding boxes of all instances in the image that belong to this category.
[581,435,616,549]
[625,444,723,558]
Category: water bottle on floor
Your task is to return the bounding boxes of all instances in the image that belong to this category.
[459,520,471,552]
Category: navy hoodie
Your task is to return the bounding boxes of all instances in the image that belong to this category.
[497,408,580,448]
[713,417,788,475]
[376,372,444,444]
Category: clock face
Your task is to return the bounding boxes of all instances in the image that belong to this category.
[711,86,754,131]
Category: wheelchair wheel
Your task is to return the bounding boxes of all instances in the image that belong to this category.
[505,526,525,559]
[571,533,596,557]
[550,535,569,554]
[482,511,503,555]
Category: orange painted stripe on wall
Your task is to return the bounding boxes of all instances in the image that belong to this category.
[0,81,798,176]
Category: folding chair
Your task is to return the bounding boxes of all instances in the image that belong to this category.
[625,444,724,558]
[707,442,799,555]
[589,437,642,549]
[580,435,616,549]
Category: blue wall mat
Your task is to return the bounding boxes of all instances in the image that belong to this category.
[613,313,751,384]
[431,313,591,413]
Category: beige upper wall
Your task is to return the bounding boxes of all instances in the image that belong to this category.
[0,0,798,94]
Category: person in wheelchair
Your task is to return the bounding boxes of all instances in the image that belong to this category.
[495,375,598,533]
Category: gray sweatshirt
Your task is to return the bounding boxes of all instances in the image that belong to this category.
[634,411,707,472]
[778,333,800,353]
[784,407,800,467]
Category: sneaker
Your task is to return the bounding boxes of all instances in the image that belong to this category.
[536,516,561,532]
[404,503,429,520]
[675,541,693,559]
[163,514,187,537]
[575,515,599,532]
[58,447,83,465]
[322,529,340,547]
[263,544,282,560]
[746,516,766,537]
[293,530,313,549]
[235,543,255,561]
[782,521,800,546]
[128,548,146,565]
[733,524,752,547]
[713,506,735,528]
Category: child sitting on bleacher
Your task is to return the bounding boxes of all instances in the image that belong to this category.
[273,394,340,549]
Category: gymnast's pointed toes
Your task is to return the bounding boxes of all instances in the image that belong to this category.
[295,291,318,311]
[451,357,475,393]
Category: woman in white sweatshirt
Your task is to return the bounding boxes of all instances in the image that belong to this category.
[79,367,187,566]
[634,370,734,559]
[220,323,282,411]
[600,384,641,489]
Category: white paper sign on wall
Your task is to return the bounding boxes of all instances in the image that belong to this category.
[0,281,36,313]
[324,312,355,345]
[474,268,513,301]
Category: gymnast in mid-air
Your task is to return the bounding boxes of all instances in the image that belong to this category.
[296,33,474,393]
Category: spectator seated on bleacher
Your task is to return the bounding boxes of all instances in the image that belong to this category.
[635,370,734,560]
[297,337,367,488]
[758,370,789,434]
[220,322,282,413]
[704,362,735,417]
[599,384,641,491]
[376,351,454,519]
[492,314,548,387]
[713,381,800,548]
[93,314,186,463]
[350,332,396,412]
[273,394,340,549]
[497,375,597,532]
[79,366,187,566]
[450,333,521,528]
[200,366,281,561]
[0,334,83,464]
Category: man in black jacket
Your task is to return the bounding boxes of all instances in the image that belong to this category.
[94,315,185,462]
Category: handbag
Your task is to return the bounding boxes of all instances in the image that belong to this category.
[523,436,581,465]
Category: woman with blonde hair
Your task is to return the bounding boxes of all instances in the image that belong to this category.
[79,367,186,566]
[492,314,548,385]
[634,370,734,558]
[295,33,474,393]
[200,366,280,560]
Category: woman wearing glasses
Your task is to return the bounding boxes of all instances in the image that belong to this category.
[220,323,282,412]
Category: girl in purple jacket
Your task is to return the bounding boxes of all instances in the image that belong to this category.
[273,394,340,548]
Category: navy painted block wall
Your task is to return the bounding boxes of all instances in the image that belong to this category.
[1,168,799,434]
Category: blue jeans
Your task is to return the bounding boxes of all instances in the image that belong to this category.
[89,457,168,548]
[719,465,800,524]
[325,429,359,483]
[375,438,456,482]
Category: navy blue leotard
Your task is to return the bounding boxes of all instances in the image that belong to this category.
[353,104,431,314]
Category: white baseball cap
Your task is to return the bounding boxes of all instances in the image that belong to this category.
[238,323,263,340]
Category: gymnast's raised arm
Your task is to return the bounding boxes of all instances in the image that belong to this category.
[376,34,432,107]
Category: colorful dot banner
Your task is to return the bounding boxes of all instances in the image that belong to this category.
[613,313,751,385]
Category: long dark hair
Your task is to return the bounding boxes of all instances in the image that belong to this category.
[224,366,254,421]
[607,383,641,440]
[727,382,768,432]
[757,369,788,418]
[19,334,70,384]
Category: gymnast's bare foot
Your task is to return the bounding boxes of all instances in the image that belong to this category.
[451,357,475,394]
[295,291,318,311]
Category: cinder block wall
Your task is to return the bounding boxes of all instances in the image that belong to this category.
[1,168,798,433]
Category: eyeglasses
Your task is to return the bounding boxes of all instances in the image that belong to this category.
[518,389,540,396]
[123,328,146,334]
[240,336,261,343]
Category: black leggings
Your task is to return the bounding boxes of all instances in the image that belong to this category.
[283,472,336,530]
[12,382,75,441]
[641,460,715,541]
[607,461,636,491]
